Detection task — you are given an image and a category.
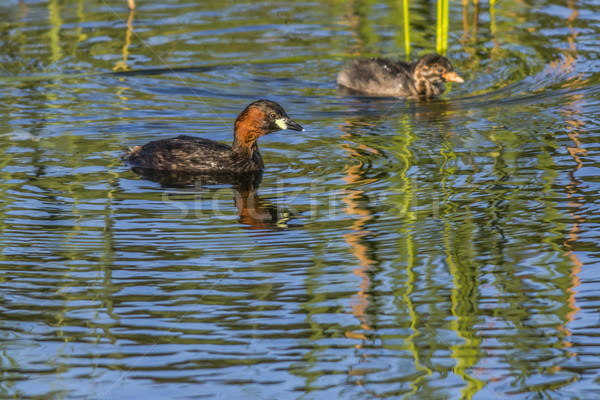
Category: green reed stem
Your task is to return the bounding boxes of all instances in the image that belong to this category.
[403,0,411,60]
[436,0,442,53]
[436,0,449,55]
[443,0,449,53]
[490,0,496,36]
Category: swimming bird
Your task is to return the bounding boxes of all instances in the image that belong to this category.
[125,100,303,174]
[337,53,464,98]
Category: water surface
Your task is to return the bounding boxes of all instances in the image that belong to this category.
[1,0,600,399]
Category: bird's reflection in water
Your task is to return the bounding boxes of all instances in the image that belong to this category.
[342,92,456,117]
[131,167,302,231]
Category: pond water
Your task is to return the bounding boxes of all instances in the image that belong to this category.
[1,0,600,399]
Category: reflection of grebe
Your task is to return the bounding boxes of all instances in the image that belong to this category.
[130,168,300,231]
[338,54,463,98]
[125,100,303,174]
[234,188,301,231]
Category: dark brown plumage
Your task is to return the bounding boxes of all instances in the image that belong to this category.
[337,53,464,98]
[124,100,303,174]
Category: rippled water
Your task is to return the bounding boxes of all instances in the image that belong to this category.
[1,0,600,399]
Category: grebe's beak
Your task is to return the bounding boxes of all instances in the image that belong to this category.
[442,71,464,83]
[276,118,304,132]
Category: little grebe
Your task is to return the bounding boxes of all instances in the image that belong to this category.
[125,100,303,173]
[337,53,464,98]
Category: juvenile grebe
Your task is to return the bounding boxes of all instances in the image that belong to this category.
[337,53,464,98]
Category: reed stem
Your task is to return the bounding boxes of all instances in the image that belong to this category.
[403,0,411,60]
[490,0,496,36]
[436,0,449,55]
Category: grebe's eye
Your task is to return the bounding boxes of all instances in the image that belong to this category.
[269,113,276,119]
[437,67,444,73]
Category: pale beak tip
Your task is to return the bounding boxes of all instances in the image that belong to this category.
[443,71,464,83]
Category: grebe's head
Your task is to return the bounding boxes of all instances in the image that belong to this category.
[415,54,464,85]
[234,100,304,146]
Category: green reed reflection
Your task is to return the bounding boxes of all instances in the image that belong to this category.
[48,0,63,64]
[389,115,433,397]
[439,138,485,399]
